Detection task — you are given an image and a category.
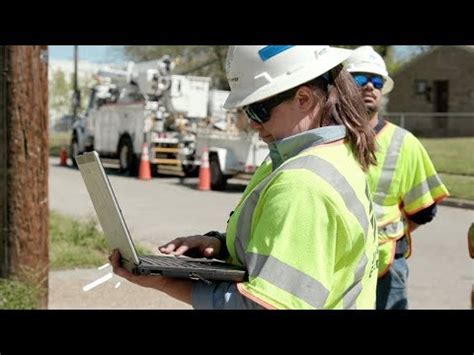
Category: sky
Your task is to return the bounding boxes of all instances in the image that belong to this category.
[49,45,420,63]
[49,46,125,63]
[394,46,423,60]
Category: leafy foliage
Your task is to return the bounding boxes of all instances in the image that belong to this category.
[122,46,229,89]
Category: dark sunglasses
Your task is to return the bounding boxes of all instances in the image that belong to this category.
[352,73,385,90]
[243,88,298,124]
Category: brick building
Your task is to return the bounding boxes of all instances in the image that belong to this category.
[386,46,474,137]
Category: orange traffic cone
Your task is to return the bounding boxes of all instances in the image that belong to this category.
[59,146,68,166]
[138,143,152,180]
[198,146,211,191]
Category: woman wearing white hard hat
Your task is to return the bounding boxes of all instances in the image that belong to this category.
[110,45,380,309]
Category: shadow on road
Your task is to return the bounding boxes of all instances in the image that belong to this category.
[173,179,247,193]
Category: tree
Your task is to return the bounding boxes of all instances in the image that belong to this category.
[49,67,96,122]
[0,46,49,308]
[50,69,71,116]
[122,46,229,89]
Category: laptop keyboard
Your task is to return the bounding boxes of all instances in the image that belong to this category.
[140,255,203,268]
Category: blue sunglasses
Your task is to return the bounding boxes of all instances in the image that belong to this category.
[352,73,385,90]
[243,88,298,124]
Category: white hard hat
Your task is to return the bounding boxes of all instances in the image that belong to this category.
[344,46,394,95]
[223,45,353,109]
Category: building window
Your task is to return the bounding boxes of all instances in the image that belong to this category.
[414,80,428,94]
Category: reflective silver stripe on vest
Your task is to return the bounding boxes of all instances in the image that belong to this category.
[373,127,408,205]
[373,203,385,220]
[342,253,368,309]
[234,154,370,307]
[245,252,330,309]
[234,173,274,266]
[403,174,444,206]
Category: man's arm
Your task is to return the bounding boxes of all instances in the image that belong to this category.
[406,203,437,232]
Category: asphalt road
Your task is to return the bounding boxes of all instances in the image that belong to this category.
[48,157,474,309]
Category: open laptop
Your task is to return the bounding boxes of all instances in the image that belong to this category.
[75,151,246,283]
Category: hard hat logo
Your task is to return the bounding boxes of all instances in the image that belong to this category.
[344,46,394,95]
[223,45,354,110]
[257,45,294,61]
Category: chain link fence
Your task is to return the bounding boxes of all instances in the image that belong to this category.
[383,112,474,137]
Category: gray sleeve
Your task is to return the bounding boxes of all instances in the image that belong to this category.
[203,231,229,260]
[191,281,265,310]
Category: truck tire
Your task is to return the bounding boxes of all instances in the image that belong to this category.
[209,153,227,191]
[118,137,138,176]
[151,163,159,177]
[69,134,80,168]
[182,164,199,177]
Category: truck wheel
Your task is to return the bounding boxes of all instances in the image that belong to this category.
[182,164,199,177]
[69,134,80,168]
[209,154,227,191]
[151,163,159,177]
[118,137,138,176]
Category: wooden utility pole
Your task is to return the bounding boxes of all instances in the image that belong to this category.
[0,46,49,308]
[0,47,8,278]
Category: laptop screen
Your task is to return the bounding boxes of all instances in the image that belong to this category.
[76,151,141,269]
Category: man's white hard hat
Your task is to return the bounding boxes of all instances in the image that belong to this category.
[344,45,394,95]
[223,45,353,109]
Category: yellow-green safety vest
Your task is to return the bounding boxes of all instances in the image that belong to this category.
[224,127,378,309]
[367,121,449,276]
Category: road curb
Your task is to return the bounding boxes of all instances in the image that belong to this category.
[439,198,474,210]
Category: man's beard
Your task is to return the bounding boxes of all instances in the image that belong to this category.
[366,103,379,116]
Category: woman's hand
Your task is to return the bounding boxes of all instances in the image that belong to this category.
[159,235,222,258]
[108,249,166,290]
[109,248,193,304]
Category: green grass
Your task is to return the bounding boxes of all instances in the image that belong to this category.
[50,211,152,270]
[417,137,474,200]
[1,212,153,309]
[419,137,474,176]
[0,278,42,309]
[49,131,71,157]
[439,173,474,201]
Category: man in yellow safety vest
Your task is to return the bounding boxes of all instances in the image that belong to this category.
[345,46,449,309]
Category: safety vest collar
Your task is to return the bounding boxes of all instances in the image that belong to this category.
[373,118,388,135]
[268,125,347,170]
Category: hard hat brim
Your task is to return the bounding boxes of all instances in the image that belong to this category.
[223,47,354,109]
[382,76,394,95]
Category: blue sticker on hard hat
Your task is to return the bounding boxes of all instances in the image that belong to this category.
[258,45,294,61]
